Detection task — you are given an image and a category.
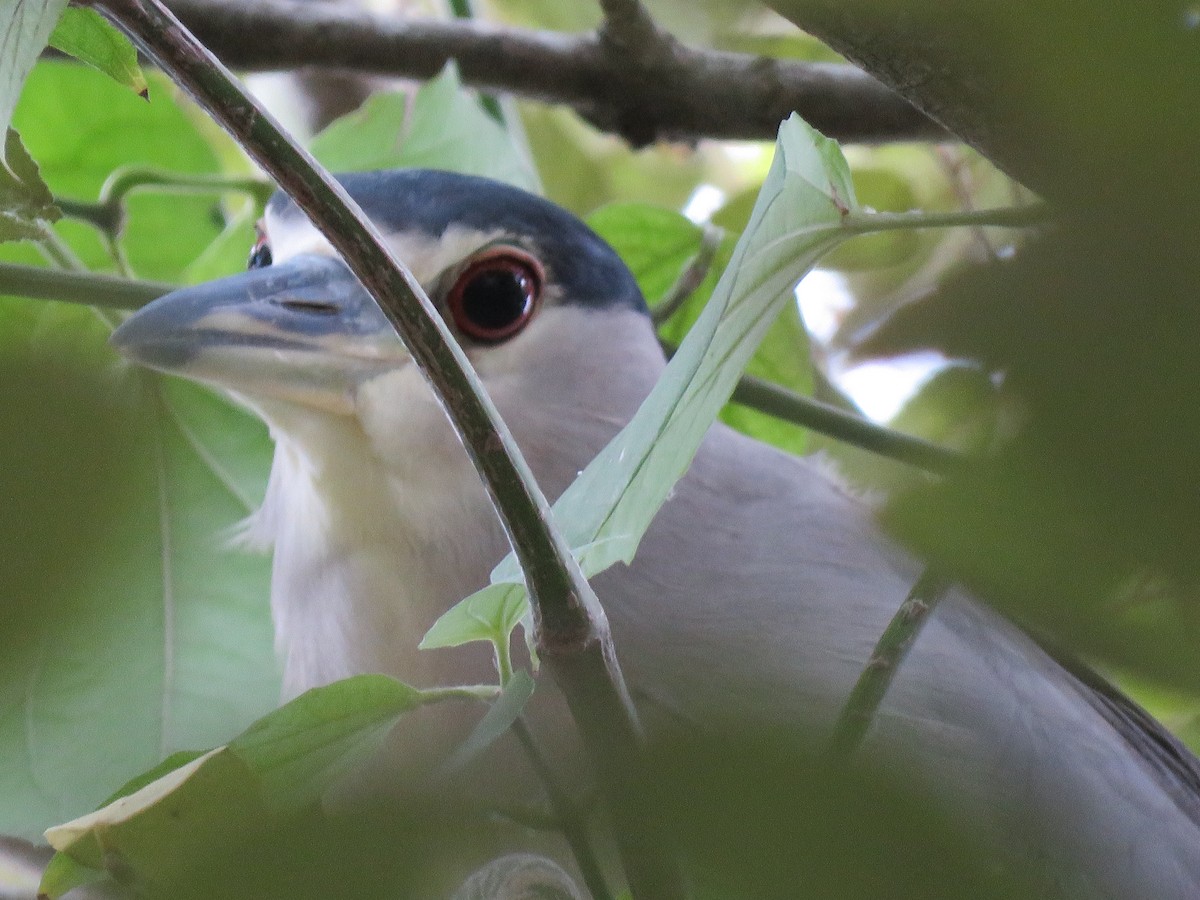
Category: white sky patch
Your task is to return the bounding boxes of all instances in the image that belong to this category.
[683,184,726,224]
[838,352,948,422]
[795,268,854,343]
[796,268,947,422]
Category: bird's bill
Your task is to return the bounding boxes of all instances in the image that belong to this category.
[110,254,405,413]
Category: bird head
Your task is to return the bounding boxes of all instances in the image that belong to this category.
[111,170,664,494]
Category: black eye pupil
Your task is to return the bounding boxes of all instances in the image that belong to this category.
[460,269,531,331]
[248,242,273,269]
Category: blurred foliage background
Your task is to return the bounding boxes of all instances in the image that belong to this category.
[1,0,1199,895]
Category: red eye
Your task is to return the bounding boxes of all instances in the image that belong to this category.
[447,249,542,343]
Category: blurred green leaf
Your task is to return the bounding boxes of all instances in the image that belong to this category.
[0,300,278,840]
[42,675,423,896]
[311,63,538,192]
[7,61,225,279]
[587,202,705,308]
[888,363,1004,454]
[521,103,711,216]
[47,7,146,97]
[441,670,535,774]
[0,126,58,241]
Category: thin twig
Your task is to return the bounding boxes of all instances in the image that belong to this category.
[826,570,950,761]
[0,261,172,308]
[841,202,1051,235]
[89,2,684,896]
[512,718,613,900]
[662,348,963,472]
[159,0,942,146]
[651,223,723,326]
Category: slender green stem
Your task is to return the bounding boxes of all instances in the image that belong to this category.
[34,223,87,272]
[826,571,949,761]
[100,166,274,207]
[842,202,1051,235]
[417,684,501,704]
[512,718,613,900]
[651,223,724,326]
[659,338,963,473]
[494,634,515,688]
[0,262,173,309]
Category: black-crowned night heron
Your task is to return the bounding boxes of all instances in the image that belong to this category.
[111,170,1200,898]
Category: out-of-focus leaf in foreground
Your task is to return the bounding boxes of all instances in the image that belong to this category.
[41,676,423,898]
[0,298,278,841]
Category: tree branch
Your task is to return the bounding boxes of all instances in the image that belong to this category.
[90,1,685,895]
[160,0,942,146]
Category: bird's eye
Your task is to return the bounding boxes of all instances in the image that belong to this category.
[447,249,542,343]
[248,234,273,269]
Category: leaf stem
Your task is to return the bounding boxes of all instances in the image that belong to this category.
[513,718,613,900]
[0,261,172,308]
[842,202,1050,235]
[417,684,501,704]
[494,634,514,688]
[651,222,724,326]
[826,570,949,761]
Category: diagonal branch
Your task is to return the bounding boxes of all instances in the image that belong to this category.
[161,0,942,146]
[89,1,686,896]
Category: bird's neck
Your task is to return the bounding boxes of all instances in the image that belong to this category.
[248,401,509,699]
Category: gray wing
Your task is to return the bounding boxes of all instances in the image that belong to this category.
[595,422,1200,899]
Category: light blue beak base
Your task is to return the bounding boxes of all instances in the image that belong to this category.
[111,254,394,374]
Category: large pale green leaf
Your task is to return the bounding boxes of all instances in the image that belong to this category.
[40,676,424,899]
[589,202,812,455]
[311,63,538,192]
[0,63,277,840]
[489,115,853,590]
[0,0,66,154]
[0,298,278,840]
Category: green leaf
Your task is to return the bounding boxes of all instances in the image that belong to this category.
[311,63,538,192]
[441,670,535,774]
[0,309,280,840]
[0,0,67,152]
[47,7,147,97]
[0,126,58,241]
[490,114,854,586]
[7,61,226,279]
[230,675,424,812]
[36,846,106,900]
[42,675,423,891]
[587,203,705,308]
[420,582,528,650]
